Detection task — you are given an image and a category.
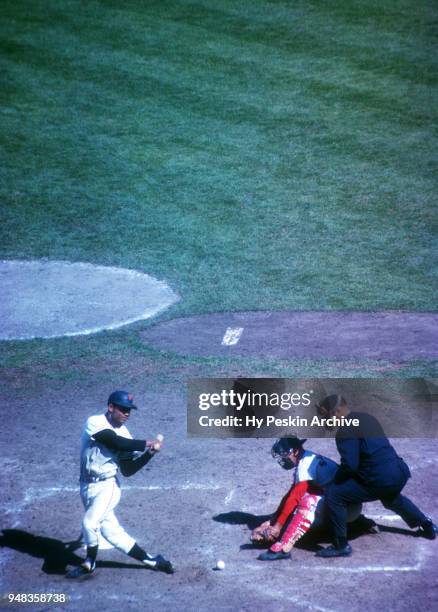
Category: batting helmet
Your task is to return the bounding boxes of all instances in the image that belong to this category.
[108,390,137,410]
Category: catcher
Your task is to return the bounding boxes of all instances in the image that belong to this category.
[253,437,372,560]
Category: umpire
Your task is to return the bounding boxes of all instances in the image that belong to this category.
[315,395,437,558]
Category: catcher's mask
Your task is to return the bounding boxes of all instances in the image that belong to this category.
[271,437,306,470]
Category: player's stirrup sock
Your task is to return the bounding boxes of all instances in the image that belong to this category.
[84,545,98,570]
[128,543,163,569]
[86,545,98,560]
[128,542,149,562]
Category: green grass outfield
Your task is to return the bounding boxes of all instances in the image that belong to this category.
[1,0,437,378]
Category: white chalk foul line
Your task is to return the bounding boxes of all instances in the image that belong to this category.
[224,489,235,505]
[221,327,244,346]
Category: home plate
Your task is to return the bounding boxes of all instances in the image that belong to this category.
[0,260,179,340]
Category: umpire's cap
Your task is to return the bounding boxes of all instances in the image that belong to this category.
[271,436,306,458]
[108,390,137,410]
[315,394,346,416]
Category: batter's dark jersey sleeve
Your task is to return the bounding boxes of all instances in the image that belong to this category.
[120,451,155,476]
[93,429,147,452]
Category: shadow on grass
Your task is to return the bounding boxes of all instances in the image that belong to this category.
[0,529,147,575]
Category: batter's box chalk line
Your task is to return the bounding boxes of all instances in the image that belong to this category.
[4,486,429,576]
[248,560,422,573]
[2,482,232,515]
[254,586,334,612]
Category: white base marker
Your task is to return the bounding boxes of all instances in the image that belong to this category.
[222,327,244,346]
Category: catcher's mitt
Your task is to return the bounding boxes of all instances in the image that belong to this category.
[251,521,280,544]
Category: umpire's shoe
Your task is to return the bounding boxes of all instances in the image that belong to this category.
[316,543,352,558]
[418,519,437,540]
[143,553,174,574]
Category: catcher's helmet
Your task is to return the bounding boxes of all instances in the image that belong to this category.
[271,436,306,459]
[108,390,137,410]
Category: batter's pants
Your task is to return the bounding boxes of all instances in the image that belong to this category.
[80,478,136,554]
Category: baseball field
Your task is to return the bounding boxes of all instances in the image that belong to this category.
[1,0,437,610]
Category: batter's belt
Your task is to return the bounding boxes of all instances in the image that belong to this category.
[80,473,117,483]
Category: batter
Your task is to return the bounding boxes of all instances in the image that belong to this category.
[66,390,174,578]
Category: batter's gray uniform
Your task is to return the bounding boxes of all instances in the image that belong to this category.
[66,391,173,579]
[80,413,139,553]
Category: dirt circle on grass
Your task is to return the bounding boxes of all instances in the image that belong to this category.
[140,310,438,360]
[0,259,179,340]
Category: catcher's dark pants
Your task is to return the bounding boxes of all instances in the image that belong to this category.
[326,475,428,540]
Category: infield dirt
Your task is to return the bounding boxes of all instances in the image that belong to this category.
[1,369,437,612]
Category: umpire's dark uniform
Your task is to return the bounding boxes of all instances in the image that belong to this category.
[326,412,429,541]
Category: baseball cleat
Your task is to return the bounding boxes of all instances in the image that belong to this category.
[143,554,174,574]
[316,544,352,558]
[65,560,96,579]
[257,550,291,561]
[418,519,437,540]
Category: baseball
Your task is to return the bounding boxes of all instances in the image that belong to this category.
[153,433,164,451]
[216,560,225,570]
